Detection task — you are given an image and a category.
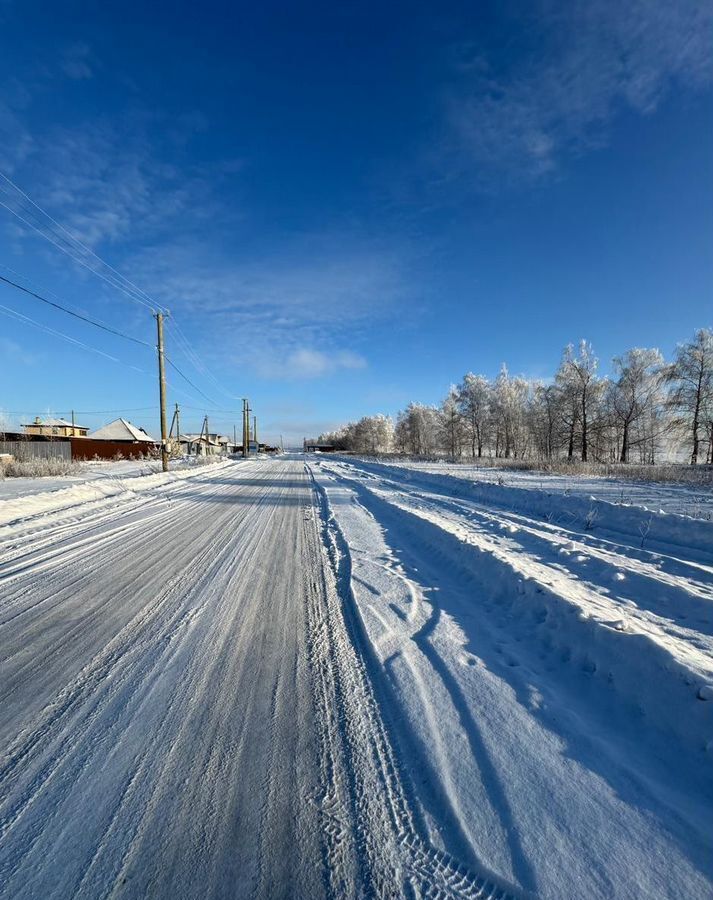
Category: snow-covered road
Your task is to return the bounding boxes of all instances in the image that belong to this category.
[0,458,503,899]
[2,455,711,898]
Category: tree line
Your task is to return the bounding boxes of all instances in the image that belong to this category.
[319,329,713,465]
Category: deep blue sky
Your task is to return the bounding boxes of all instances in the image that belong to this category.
[1,0,711,443]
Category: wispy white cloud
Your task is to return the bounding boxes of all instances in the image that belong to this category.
[18,116,223,248]
[129,233,408,379]
[270,347,367,380]
[0,42,415,386]
[443,0,713,183]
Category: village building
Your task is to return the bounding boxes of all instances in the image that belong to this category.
[179,432,232,456]
[22,416,89,438]
[70,418,158,461]
[89,418,156,443]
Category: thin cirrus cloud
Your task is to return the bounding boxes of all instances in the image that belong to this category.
[0,108,228,251]
[0,77,406,384]
[129,236,406,379]
[271,348,367,380]
[443,0,713,183]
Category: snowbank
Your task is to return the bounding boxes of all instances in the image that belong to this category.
[310,457,713,899]
[0,458,235,528]
[331,457,713,559]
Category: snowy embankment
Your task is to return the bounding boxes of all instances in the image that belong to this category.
[346,456,713,520]
[310,456,713,900]
[0,457,234,529]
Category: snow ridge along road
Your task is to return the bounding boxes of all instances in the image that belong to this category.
[0,457,510,899]
[311,457,713,900]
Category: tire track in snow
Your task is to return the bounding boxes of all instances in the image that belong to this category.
[305,467,523,899]
[313,459,713,900]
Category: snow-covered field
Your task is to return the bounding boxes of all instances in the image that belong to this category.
[1,455,711,898]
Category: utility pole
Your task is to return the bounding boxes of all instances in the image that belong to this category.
[253,415,257,450]
[233,424,237,449]
[169,403,180,440]
[155,312,169,472]
[242,399,249,458]
[205,415,210,452]
[168,403,181,456]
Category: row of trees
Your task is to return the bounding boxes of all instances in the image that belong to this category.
[319,329,713,465]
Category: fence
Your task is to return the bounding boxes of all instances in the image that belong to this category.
[0,440,71,461]
[69,438,158,460]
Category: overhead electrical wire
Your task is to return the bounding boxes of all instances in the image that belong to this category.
[0,261,128,334]
[0,169,241,405]
[165,357,219,406]
[0,171,163,313]
[0,302,131,365]
[2,407,158,416]
[167,318,240,401]
[0,272,151,347]
[0,303,210,409]
[0,195,157,314]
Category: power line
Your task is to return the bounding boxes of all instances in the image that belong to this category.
[0,261,121,331]
[0,171,165,313]
[0,298,216,410]
[0,195,157,314]
[165,357,219,405]
[0,169,243,405]
[0,272,152,348]
[167,318,240,401]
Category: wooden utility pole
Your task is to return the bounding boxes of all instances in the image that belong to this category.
[169,403,180,440]
[242,399,249,458]
[155,312,169,472]
[175,403,181,450]
[253,415,257,449]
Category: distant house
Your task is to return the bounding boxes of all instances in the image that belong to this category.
[180,432,227,456]
[69,418,158,461]
[304,440,337,453]
[22,416,88,438]
[90,418,157,443]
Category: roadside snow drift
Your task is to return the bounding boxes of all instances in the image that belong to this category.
[311,457,713,900]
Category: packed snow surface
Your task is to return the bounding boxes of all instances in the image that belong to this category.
[311,457,713,899]
[1,455,711,898]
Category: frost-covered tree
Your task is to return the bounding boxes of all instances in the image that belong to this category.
[439,388,465,459]
[356,414,394,454]
[319,415,394,454]
[666,328,713,464]
[528,383,562,459]
[609,348,665,462]
[555,341,602,462]
[457,373,491,458]
[492,365,530,458]
[395,403,440,456]
[320,326,710,465]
